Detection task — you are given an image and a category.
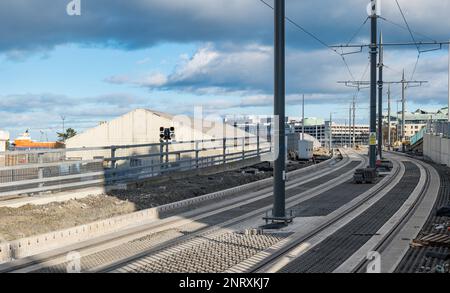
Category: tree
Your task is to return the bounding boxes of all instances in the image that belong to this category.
[382,125,398,146]
[57,128,77,142]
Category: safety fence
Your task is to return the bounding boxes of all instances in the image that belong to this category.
[0,135,272,198]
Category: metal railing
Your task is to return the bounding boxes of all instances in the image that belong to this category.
[410,127,426,146]
[0,135,272,198]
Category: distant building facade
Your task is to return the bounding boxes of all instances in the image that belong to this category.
[290,118,369,147]
[384,107,449,141]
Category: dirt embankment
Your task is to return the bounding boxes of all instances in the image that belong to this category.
[0,196,135,242]
[0,159,328,242]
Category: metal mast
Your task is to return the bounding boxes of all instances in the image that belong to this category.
[387,85,391,150]
[378,31,384,159]
[302,94,305,141]
[273,0,286,219]
[329,112,333,150]
[353,96,356,148]
[349,104,352,147]
[401,70,406,152]
[369,0,378,168]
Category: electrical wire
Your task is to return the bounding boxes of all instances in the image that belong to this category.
[394,0,423,87]
[347,17,369,46]
[258,0,362,82]
[379,16,437,43]
[395,0,420,53]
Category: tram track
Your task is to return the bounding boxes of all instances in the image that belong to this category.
[0,150,362,273]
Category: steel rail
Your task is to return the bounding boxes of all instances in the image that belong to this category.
[0,151,350,273]
[351,155,432,273]
[95,153,365,273]
[248,157,405,273]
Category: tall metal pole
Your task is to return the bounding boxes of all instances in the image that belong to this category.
[396,100,400,143]
[302,94,305,141]
[387,85,391,150]
[448,41,450,122]
[353,95,356,148]
[401,70,406,152]
[369,0,378,168]
[348,104,352,148]
[315,125,318,145]
[273,0,286,219]
[378,31,383,159]
[329,113,333,150]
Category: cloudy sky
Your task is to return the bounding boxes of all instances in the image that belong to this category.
[0,0,449,140]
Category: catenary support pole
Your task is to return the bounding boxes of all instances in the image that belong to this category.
[378,31,383,159]
[302,94,305,140]
[387,85,391,150]
[329,112,333,151]
[348,104,352,148]
[401,70,406,152]
[353,95,356,148]
[273,0,286,219]
[369,0,378,168]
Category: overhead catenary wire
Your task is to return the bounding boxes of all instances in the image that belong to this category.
[395,0,420,54]
[394,0,422,86]
[347,17,370,46]
[258,0,363,82]
[378,16,437,43]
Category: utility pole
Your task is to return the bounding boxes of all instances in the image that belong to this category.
[448,41,450,122]
[349,104,352,148]
[369,0,378,168]
[339,76,427,152]
[378,31,384,159]
[387,85,391,150]
[61,115,66,142]
[401,70,406,152]
[396,100,401,143]
[352,96,356,148]
[302,94,305,141]
[329,112,334,151]
[273,0,286,220]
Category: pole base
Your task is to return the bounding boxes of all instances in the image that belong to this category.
[262,215,294,226]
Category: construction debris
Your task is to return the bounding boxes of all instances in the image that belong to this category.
[353,168,378,184]
[433,223,448,231]
[412,233,450,248]
[376,160,393,172]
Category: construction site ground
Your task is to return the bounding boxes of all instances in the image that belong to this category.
[0,157,328,242]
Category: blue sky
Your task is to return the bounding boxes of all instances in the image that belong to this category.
[0,0,449,140]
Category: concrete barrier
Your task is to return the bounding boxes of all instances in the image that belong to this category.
[0,155,340,264]
[424,133,450,166]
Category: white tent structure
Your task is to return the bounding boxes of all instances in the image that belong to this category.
[65,109,257,165]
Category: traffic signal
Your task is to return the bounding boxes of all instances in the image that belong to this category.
[160,127,175,140]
